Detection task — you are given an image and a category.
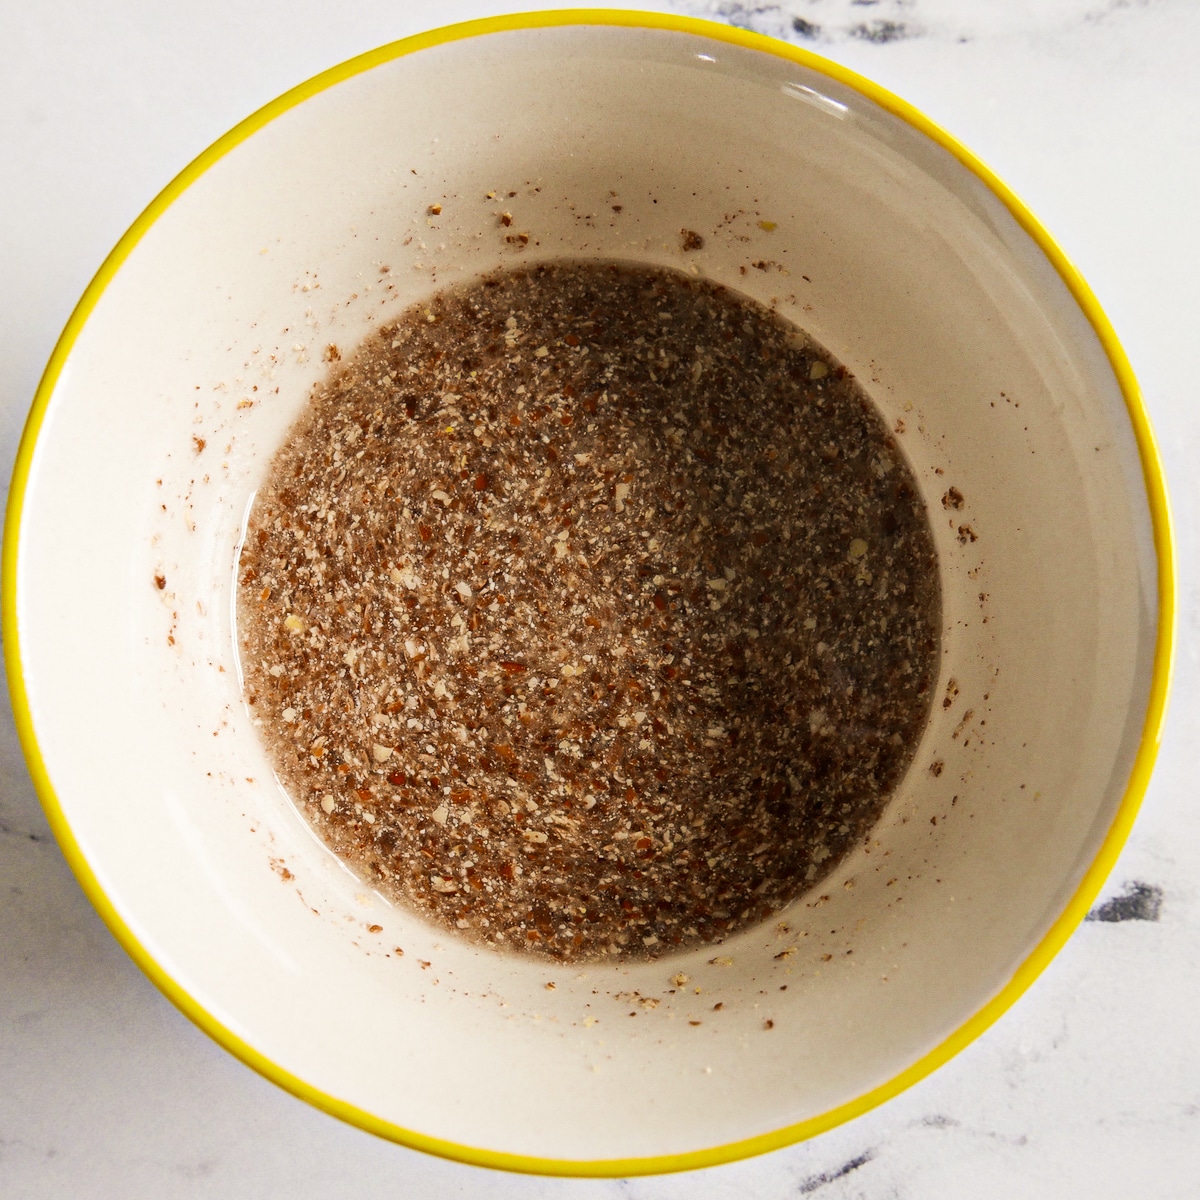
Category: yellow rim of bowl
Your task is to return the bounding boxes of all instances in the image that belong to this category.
[2,8,1176,1178]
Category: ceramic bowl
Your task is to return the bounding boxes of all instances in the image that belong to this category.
[3,11,1173,1176]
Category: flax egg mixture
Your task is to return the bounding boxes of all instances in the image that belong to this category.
[237,261,940,961]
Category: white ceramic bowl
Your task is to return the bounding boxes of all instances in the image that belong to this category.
[3,11,1173,1176]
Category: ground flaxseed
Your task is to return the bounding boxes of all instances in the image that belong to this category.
[237,261,939,961]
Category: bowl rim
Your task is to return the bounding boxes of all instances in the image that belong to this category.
[1,7,1176,1178]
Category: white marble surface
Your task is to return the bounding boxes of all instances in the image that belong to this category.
[2,1,1199,1195]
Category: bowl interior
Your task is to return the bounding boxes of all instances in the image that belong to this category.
[12,21,1159,1165]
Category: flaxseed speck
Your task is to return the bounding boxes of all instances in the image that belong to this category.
[237,261,939,962]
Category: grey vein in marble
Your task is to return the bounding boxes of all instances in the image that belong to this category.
[1086,880,1164,922]
[674,0,1178,45]
[796,1149,874,1193]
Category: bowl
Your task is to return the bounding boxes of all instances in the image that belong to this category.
[2,10,1173,1176]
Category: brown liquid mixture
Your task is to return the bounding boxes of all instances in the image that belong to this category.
[237,261,939,961]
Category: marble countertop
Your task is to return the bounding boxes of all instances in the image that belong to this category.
[3,1,1198,1195]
